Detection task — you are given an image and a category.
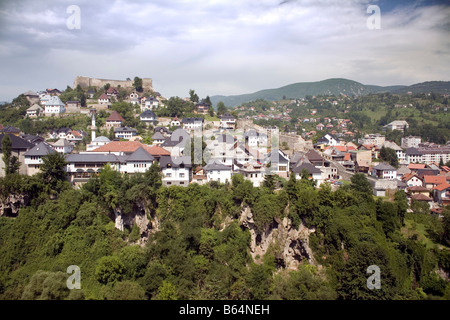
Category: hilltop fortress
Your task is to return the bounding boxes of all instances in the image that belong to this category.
[73,76,153,92]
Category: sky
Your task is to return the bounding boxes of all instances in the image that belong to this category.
[0,0,449,102]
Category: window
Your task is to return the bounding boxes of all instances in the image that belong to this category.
[166,173,172,177]
[179,173,185,178]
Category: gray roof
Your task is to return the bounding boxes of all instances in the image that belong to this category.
[114,126,137,132]
[204,160,232,171]
[292,162,322,174]
[65,153,120,163]
[220,113,235,120]
[182,117,204,123]
[159,155,192,168]
[126,147,155,162]
[52,138,73,147]
[92,136,111,143]
[267,149,289,164]
[373,162,396,171]
[24,142,55,157]
[151,132,166,140]
[140,110,157,118]
[0,134,34,150]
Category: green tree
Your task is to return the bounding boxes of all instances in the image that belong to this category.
[133,77,143,92]
[379,146,399,168]
[40,152,67,189]
[350,173,372,196]
[2,134,12,175]
[189,89,199,103]
[155,280,178,300]
[95,256,125,285]
[217,101,227,116]
[21,271,69,300]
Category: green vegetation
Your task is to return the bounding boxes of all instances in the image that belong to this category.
[0,167,449,300]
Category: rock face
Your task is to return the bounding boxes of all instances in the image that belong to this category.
[114,202,160,246]
[239,205,316,270]
[0,194,29,217]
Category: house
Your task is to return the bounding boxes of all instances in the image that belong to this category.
[23,90,40,104]
[219,113,236,130]
[151,132,166,145]
[0,126,21,136]
[140,110,157,125]
[384,120,409,132]
[159,155,191,187]
[410,193,433,208]
[44,96,66,115]
[401,136,421,148]
[372,163,397,180]
[89,140,170,160]
[160,129,189,156]
[316,123,324,131]
[209,134,237,166]
[195,102,210,115]
[114,127,137,140]
[192,167,207,185]
[370,179,399,197]
[363,134,385,147]
[423,175,446,190]
[291,162,323,186]
[65,153,121,185]
[105,111,125,128]
[316,133,340,146]
[401,172,424,187]
[51,138,74,154]
[182,118,204,130]
[243,129,268,148]
[46,88,62,96]
[19,134,44,146]
[0,134,34,177]
[170,117,181,127]
[405,148,423,164]
[23,142,56,175]
[382,140,405,162]
[204,160,232,184]
[433,183,450,206]
[106,87,119,99]
[235,160,266,187]
[66,130,84,143]
[98,93,111,106]
[140,96,159,111]
[26,104,43,117]
[119,147,155,174]
[407,186,431,198]
[66,101,80,110]
[265,149,290,178]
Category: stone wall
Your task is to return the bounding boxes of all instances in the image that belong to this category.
[73,76,153,92]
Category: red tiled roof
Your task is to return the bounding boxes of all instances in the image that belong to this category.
[408,163,426,170]
[433,183,450,191]
[91,141,170,156]
[106,111,125,122]
[423,175,446,185]
[99,93,109,100]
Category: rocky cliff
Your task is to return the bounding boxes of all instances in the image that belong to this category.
[0,193,29,217]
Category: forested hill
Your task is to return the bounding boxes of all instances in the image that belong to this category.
[0,165,449,301]
[210,79,450,107]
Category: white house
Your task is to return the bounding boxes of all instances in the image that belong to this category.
[86,136,111,152]
[204,160,232,184]
[384,120,409,132]
[235,161,265,187]
[244,129,267,148]
[159,155,192,187]
[140,110,157,124]
[23,142,56,175]
[120,147,155,174]
[372,163,397,180]
[98,93,111,106]
[291,162,323,186]
[114,127,137,140]
[44,96,65,115]
[26,104,43,118]
[219,113,236,130]
[51,138,74,154]
[265,149,290,178]
[151,132,166,145]
[317,133,340,146]
[141,96,159,111]
[170,117,181,127]
[182,118,204,130]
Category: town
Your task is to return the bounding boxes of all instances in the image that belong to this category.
[1,76,450,220]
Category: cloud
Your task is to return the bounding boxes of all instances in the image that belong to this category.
[0,0,449,101]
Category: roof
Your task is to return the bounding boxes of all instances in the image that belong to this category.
[125,147,155,162]
[411,194,432,201]
[140,110,157,118]
[267,149,289,164]
[24,142,55,157]
[0,134,34,150]
[204,160,232,171]
[434,183,450,191]
[405,147,422,156]
[151,132,166,140]
[0,126,20,133]
[106,111,125,122]
[407,186,429,192]
[99,93,109,100]
[92,136,111,143]
[44,96,65,106]
[373,163,396,171]
[220,113,235,120]
[305,149,324,162]
[90,141,170,156]
[159,155,192,168]
[408,163,426,170]
[66,153,121,163]
[52,138,73,147]
[402,172,422,182]
[27,104,43,111]
[423,175,446,185]
[182,117,204,123]
[114,126,137,133]
[292,162,322,174]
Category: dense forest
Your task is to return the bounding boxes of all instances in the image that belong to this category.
[0,158,449,300]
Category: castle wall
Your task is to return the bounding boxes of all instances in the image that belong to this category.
[74,76,153,92]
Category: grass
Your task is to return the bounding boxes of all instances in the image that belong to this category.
[402,218,437,249]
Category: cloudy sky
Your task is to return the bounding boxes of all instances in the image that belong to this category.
[0,0,449,102]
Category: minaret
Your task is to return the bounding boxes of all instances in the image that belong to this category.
[90,109,97,142]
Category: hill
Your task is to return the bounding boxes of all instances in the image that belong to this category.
[210,78,450,107]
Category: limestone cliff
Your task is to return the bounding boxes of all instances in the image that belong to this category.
[239,204,316,269]
[0,193,29,217]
